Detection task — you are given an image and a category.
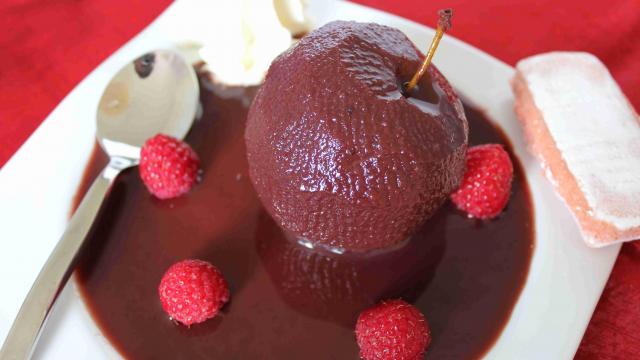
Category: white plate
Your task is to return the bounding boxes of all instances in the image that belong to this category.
[0,1,621,359]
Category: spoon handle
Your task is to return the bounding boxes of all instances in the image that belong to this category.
[0,159,127,359]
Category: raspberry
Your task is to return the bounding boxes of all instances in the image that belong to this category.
[450,144,514,219]
[356,299,431,360]
[139,134,200,199]
[158,259,229,326]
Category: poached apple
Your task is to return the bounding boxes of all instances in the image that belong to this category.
[245,21,468,251]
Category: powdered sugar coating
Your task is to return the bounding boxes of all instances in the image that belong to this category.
[514,52,640,246]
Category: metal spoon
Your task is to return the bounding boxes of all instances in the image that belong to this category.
[0,50,199,359]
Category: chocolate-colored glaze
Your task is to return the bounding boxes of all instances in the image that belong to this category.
[257,213,445,328]
[74,71,533,359]
[245,21,468,251]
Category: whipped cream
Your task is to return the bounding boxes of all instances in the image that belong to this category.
[169,0,311,85]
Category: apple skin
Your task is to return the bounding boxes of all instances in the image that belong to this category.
[245,21,468,252]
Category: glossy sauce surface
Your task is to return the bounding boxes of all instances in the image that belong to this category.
[75,72,534,359]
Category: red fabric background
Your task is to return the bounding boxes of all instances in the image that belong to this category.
[1,0,638,358]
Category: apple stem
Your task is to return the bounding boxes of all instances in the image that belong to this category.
[405,9,453,94]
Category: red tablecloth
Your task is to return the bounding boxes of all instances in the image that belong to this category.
[1,0,638,358]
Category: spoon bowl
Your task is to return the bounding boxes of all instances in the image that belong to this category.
[97,50,199,159]
[0,50,199,359]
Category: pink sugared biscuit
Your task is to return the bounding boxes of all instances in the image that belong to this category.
[512,52,640,247]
